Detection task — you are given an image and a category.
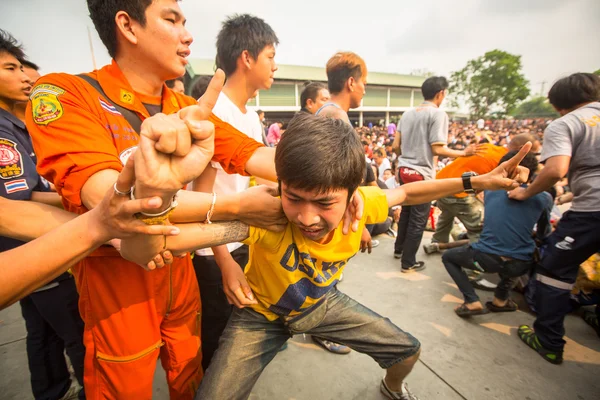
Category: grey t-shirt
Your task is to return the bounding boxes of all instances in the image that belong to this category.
[541,102,600,212]
[397,102,448,180]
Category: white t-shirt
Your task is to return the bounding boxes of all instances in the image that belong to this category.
[196,92,264,255]
[378,157,391,178]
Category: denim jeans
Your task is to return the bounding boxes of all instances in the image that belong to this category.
[442,245,534,303]
[195,288,420,400]
[394,203,430,268]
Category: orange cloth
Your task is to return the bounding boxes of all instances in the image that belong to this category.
[26,60,263,399]
[436,144,507,198]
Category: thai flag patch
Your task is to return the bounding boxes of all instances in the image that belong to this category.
[5,179,29,194]
[99,98,122,116]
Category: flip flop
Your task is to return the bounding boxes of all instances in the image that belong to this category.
[455,303,490,318]
[486,299,518,312]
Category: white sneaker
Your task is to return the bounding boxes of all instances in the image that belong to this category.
[371,239,380,248]
[380,380,420,400]
[59,380,81,400]
[423,242,440,254]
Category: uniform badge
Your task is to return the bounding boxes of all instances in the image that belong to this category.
[120,89,134,105]
[119,146,138,165]
[5,179,29,194]
[30,84,66,125]
[0,138,24,179]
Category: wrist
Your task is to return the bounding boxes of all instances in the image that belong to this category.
[213,193,240,221]
[134,184,175,213]
[470,175,486,191]
[86,209,111,246]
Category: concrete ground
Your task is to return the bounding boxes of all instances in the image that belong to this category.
[1,232,599,399]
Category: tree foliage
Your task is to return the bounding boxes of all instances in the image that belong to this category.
[450,50,530,119]
[594,69,600,75]
[510,97,559,119]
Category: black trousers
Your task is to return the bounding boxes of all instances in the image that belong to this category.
[19,274,85,400]
[394,203,431,268]
[192,245,249,371]
[534,211,600,352]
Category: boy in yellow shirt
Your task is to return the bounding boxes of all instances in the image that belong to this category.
[155,113,531,400]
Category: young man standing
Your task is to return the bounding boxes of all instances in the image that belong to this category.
[26,1,286,398]
[192,14,279,370]
[0,30,84,400]
[508,73,600,364]
[128,113,532,400]
[392,76,476,272]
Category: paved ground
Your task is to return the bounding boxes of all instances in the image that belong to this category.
[1,232,599,399]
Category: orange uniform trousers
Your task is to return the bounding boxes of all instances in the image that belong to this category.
[74,250,202,399]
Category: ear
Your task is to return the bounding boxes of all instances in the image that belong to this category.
[347,76,355,92]
[241,50,253,70]
[115,11,138,46]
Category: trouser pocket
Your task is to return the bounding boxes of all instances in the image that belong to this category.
[283,297,328,334]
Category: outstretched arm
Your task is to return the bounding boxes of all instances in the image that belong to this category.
[166,221,250,256]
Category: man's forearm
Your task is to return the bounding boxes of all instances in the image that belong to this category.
[30,191,64,208]
[386,177,467,206]
[0,199,77,242]
[432,146,465,159]
[523,168,562,199]
[170,190,241,223]
[244,147,277,182]
[168,221,250,255]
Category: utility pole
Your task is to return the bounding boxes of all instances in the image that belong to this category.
[537,80,547,97]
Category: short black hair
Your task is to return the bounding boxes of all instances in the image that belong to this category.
[190,75,212,99]
[256,109,264,115]
[21,59,39,70]
[300,81,327,108]
[548,73,600,111]
[216,14,279,76]
[499,150,539,183]
[166,76,184,89]
[0,29,26,61]
[276,113,365,202]
[87,0,162,58]
[421,76,448,100]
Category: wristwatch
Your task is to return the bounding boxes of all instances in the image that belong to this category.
[461,172,478,194]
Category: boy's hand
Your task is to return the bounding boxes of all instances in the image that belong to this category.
[221,258,258,308]
[238,186,287,232]
[360,227,373,254]
[343,191,364,234]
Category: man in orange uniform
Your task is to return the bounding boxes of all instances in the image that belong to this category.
[424,133,540,255]
[26,1,283,399]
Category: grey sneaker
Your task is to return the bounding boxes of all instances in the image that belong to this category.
[423,242,440,254]
[380,380,420,400]
[371,239,380,248]
[59,381,81,400]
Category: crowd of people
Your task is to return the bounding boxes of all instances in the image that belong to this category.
[1,2,599,400]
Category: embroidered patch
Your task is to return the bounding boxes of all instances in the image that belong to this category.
[5,179,29,194]
[120,89,134,105]
[0,138,24,179]
[99,98,122,116]
[119,146,138,165]
[30,84,66,125]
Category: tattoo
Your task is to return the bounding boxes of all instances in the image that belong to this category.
[202,221,249,248]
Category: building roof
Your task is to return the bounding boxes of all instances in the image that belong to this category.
[186,59,426,89]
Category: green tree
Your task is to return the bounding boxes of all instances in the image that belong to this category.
[594,69,600,75]
[450,50,530,118]
[510,97,559,119]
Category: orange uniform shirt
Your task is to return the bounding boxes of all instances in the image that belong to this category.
[436,144,507,198]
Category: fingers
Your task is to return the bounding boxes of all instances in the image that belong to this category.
[140,114,191,157]
[367,240,372,254]
[504,141,532,171]
[343,192,363,234]
[195,69,225,117]
[119,196,167,216]
[115,155,136,194]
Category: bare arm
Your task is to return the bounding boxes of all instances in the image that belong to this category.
[431,143,473,158]
[512,156,571,200]
[30,191,64,208]
[244,146,277,182]
[392,132,402,156]
[166,221,250,255]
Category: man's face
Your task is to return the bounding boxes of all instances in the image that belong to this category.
[382,169,393,182]
[172,80,185,93]
[349,74,367,109]
[280,183,350,243]
[133,0,193,81]
[0,53,31,104]
[249,44,277,90]
[23,66,40,96]
[306,88,330,114]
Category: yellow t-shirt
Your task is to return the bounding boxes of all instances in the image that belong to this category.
[242,186,388,320]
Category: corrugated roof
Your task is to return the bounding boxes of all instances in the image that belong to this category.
[186,59,425,89]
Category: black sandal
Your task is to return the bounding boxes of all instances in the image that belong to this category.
[455,303,490,318]
[486,299,518,312]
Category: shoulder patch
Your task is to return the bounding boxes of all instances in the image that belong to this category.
[30,84,66,125]
[5,179,29,194]
[0,138,24,179]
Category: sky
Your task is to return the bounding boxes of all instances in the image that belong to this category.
[1,0,599,98]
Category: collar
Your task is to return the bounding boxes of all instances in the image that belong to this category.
[95,60,183,118]
[0,107,26,130]
[421,101,438,108]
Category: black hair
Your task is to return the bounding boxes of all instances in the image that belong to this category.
[165,76,184,89]
[0,29,26,62]
[21,59,39,70]
[421,76,449,100]
[499,150,539,183]
[87,0,164,58]
[300,81,327,108]
[190,75,212,99]
[548,73,600,111]
[256,109,264,115]
[276,113,365,202]
[216,14,279,76]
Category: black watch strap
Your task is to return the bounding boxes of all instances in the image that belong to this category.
[462,172,476,193]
